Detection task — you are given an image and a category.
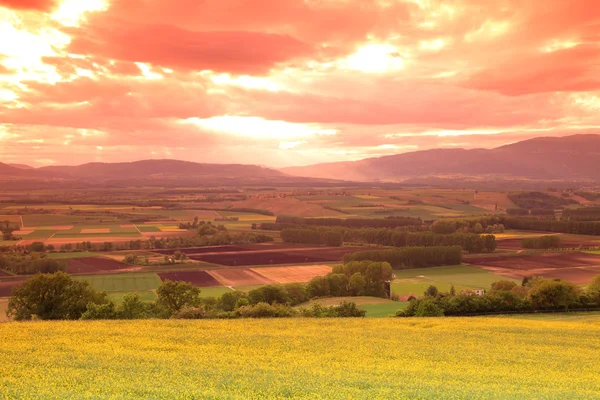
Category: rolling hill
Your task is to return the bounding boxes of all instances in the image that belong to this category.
[37,159,285,180]
[281,134,600,182]
[0,159,347,188]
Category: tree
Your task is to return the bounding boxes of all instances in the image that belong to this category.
[28,242,46,252]
[156,280,202,315]
[328,273,349,297]
[424,285,439,298]
[432,221,457,234]
[118,293,149,319]
[528,279,580,309]
[7,272,107,321]
[348,273,366,296]
[491,280,517,292]
[218,291,246,312]
[587,275,600,304]
[307,276,330,298]
[473,223,484,234]
[449,285,456,296]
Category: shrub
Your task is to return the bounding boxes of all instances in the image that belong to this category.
[172,307,206,319]
[415,299,445,317]
[237,302,297,318]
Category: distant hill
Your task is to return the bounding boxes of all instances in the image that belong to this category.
[281,134,600,182]
[38,159,285,180]
[0,159,349,188]
[7,164,34,170]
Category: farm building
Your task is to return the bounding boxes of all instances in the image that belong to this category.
[461,289,486,296]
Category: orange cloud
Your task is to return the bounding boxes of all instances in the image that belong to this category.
[0,0,57,11]
[1,0,600,167]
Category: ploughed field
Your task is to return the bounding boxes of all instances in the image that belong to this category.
[497,237,600,250]
[66,257,132,274]
[1,319,599,399]
[466,252,600,284]
[177,243,366,266]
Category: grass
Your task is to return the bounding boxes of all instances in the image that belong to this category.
[1,319,599,398]
[107,291,157,303]
[73,273,162,292]
[391,264,518,296]
[198,286,234,298]
[361,301,408,317]
[299,296,408,318]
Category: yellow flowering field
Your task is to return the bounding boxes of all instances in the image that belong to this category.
[1,318,599,399]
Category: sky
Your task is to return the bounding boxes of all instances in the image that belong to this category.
[0,0,599,168]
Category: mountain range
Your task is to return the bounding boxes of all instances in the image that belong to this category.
[1,134,599,187]
[282,134,600,182]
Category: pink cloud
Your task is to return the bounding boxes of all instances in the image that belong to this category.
[0,0,56,11]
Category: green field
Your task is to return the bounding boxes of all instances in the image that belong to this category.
[300,296,408,318]
[0,319,599,398]
[198,286,234,298]
[391,265,518,296]
[107,291,158,303]
[361,301,408,317]
[74,273,162,292]
[46,252,99,259]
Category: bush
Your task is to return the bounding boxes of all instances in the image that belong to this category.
[172,306,206,319]
[237,302,297,318]
[415,299,444,317]
[248,285,291,305]
[300,301,366,318]
[81,302,118,320]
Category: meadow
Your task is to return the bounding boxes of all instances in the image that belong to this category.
[391,264,518,297]
[0,319,599,399]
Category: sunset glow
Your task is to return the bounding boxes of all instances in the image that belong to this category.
[1,0,600,167]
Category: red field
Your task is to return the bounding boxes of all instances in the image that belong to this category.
[497,238,600,250]
[157,271,222,287]
[0,280,24,297]
[207,269,275,287]
[152,242,314,255]
[467,252,600,284]
[66,257,133,274]
[251,265,332,283]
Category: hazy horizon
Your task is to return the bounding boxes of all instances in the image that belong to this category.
[1,0,599,168]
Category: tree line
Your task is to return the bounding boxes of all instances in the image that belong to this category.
[343,246,463,269]
[398,276,600,317]
[306,261,393,298]
[561,207,600,222]
[275,215,423,228]
[280,227,496,253]
[0,253,66,275]
[6,273,366,321]
[503,217,600,236]
[521,235,561,249]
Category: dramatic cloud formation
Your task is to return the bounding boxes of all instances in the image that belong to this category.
[1,0,600,167]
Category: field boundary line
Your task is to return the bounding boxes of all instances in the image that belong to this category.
[133,224,143,234]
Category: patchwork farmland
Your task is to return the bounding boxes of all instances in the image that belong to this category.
[466,252,600,284]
